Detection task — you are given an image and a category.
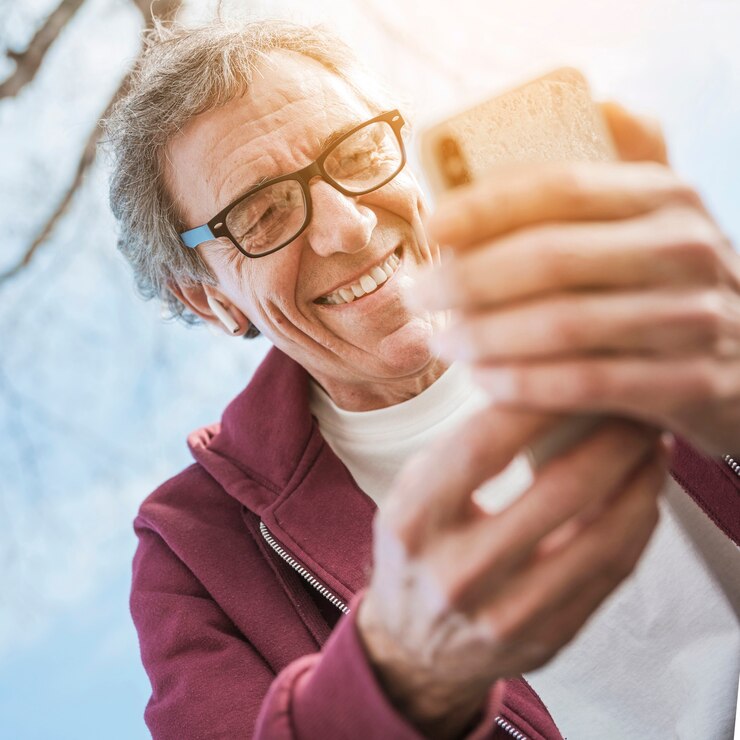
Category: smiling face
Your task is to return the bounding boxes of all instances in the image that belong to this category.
[166,50,447,410]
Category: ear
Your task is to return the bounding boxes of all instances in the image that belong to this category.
[599,101,669,165]
[168,280,250,336]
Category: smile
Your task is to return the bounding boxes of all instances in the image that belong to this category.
[315,247,402,305]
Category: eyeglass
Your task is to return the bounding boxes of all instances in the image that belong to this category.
[180,109,407,258]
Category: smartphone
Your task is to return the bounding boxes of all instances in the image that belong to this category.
[418,67,616,473]
[419,67,615,195]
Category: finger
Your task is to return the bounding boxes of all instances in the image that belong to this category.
[506,544,651,674]
[469,356,738,430]
[599,100,669,165]
[476,451,665,643]
[384,406,559,550]
[431,419,660,610]
[432,288,740,362]
[412,205,730,312]
[425,160,694,250]
[489,574,623,674]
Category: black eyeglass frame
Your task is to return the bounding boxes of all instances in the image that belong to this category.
[179,109,406,259]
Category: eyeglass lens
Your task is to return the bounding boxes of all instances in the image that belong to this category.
[224,120,402,256]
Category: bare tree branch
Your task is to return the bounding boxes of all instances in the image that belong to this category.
[0,0,182,285]
[0,0,87,100]
[0,87,125,283]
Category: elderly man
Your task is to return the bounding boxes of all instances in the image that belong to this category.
[106,19,740,740]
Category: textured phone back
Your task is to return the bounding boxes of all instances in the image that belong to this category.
[420,67,616,197]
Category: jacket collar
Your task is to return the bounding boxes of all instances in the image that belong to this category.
[188,346,375,604]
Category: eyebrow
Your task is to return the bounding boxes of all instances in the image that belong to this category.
[234,120,362,198]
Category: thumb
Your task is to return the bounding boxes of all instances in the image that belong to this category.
[384,406,560,549]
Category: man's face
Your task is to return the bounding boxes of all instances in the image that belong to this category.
[166,51,444,408]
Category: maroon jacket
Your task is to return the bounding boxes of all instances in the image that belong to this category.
[131,346,740,739]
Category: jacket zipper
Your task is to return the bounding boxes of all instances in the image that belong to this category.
[259,521,350,614]
[260,521,528,739]
[725,454,740,477]
[494,717,529,739]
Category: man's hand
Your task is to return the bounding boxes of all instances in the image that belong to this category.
[358,408,668,739]
[410,105,740,457]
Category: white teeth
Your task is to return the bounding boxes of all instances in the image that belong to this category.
[370,266,388,284]
[360,274,377,293]
[320,249,401,305]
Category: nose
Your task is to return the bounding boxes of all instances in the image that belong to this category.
[304,179,377,257]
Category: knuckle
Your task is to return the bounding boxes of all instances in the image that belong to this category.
[689,290,726,348]
[571,364,607,400]
[643,115,667,147]
[668,179,705,210]
[641,160,673,178]
[666,208,725,281]
[688,359,723,401]
[547,308,584,348]
[548,165,590,210]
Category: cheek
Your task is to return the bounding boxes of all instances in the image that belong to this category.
[231,259,300,315]
[367,173,421,220]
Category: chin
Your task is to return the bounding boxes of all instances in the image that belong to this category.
[372,333,439,379]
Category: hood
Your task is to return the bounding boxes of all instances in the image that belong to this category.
[186,346,319,516]
[186,346,377,604]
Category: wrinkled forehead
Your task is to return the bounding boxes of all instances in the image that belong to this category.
[165,50,376,226]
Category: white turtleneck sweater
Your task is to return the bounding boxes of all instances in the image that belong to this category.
[309,362,740,740]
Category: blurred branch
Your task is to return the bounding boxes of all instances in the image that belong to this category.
[0,89,122,283]
[0,0,86,100]
[0,0,182,286]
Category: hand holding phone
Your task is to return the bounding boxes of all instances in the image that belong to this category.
[418,68,616,474]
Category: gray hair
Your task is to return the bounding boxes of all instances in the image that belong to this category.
[104,19,394,333]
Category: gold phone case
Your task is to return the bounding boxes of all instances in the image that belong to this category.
[419,67,616,200]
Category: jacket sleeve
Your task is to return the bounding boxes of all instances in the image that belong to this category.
[131,523,507,739]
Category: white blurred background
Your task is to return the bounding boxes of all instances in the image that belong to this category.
[0,0,737,736]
